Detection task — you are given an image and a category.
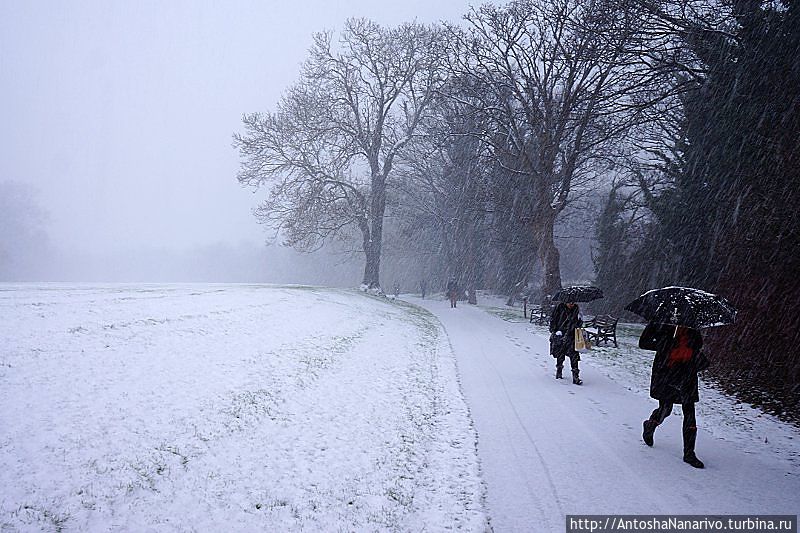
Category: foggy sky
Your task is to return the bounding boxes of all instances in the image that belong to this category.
[0,0,476,282]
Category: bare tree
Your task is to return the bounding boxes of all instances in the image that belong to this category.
[235,18,446,289]
[448,0,654,298]
[392,83,492,304]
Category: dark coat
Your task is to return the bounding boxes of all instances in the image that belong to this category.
[639,323,709,403]
[549,303,582,358]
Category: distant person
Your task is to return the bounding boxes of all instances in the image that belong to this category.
[640,323,708,469]
[549,301,583,384]
[446,278,458,308]
[420,278,427,299]
[393,282,400,299]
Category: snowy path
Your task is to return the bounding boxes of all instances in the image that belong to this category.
[410,296,800,533]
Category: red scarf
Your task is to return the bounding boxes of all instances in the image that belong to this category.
[668,331,693,366]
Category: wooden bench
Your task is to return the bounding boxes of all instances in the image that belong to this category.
[583,314,619,347]
[529,304,552,326]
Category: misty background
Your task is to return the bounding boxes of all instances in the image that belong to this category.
[0,0,490,285]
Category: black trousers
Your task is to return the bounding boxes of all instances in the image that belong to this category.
[649,400,696,429]
[556,352,580,371]
[649,400,698,455]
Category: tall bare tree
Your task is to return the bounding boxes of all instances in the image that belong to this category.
[235,18,446,289]
[449,0,651,298]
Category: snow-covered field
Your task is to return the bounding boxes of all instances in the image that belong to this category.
[3,285,798,532]
[0,284,486,531]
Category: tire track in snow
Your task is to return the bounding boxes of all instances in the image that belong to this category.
[475,340,565,527]
[413,298,567,531]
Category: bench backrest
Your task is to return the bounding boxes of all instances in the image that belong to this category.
[592,315,618,328]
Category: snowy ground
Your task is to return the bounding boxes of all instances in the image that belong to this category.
[0,284,486,531]
[475,295,800,472]
[410,293,800,532]
[2,285,798,532]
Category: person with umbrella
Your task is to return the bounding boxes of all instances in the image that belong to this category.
[626,287,736,469]
[549,286,603,385]
[638,323,708,468]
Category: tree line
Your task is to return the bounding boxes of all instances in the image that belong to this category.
[235,0,800,419]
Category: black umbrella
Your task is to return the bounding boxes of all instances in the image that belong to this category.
[624,286,736,329]
[551,285,604,303]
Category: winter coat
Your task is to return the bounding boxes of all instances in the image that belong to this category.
[447,280,458,294]
[639,323,709,403]
[549,303,582,358]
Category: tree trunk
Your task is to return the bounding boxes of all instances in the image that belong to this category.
[505,279,528,307]
[465,211,480,305]
[466,237,478,305]
[362,243,381,289]
[358,216,377,289]
[362,173,387,289]
[537,213,562,299]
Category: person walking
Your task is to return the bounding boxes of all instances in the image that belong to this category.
[639,323,709,468]
[446,278,458,308]
[549,301,583,384]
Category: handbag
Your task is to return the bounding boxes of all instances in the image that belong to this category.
[550,332,565,357]
[575,328,591,351]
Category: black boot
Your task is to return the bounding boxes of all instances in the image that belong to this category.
[556,365,563,379]
[642,419,657,446]
[572,369,582,385]
[682,427,704,468]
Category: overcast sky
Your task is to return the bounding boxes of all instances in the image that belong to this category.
[0,0,476,278]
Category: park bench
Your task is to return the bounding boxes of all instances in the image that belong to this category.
[583,314,619,347]
[528,303,552,326]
